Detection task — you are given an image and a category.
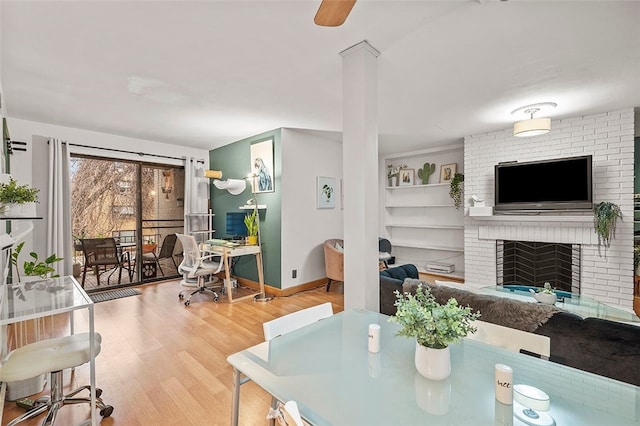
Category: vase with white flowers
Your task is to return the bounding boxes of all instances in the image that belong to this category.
[389,284,480,380]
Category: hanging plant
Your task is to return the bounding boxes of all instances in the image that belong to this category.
[593,201,622,255]
[449,173,464,209]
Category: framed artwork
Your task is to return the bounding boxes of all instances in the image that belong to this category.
[399,168,415,186]
[439,163,457,183]
[250,138,275,193]
[317,176,336,209]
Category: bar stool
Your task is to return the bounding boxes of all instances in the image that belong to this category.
[0,332,113,426]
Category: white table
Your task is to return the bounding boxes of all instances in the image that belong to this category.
[203,241,266,303]
[228,309,640,425]
[0,276,99,426]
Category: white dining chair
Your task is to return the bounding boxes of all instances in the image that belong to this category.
[263,302,334,341]
[262,303,334,425]
[467,320,551,359]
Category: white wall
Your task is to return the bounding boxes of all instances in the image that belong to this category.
[464,108,635,310]
[280,128,342,289]
[6,117,209,259]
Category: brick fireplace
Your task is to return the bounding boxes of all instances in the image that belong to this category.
[462,109,635,310]
[496,240,581,294]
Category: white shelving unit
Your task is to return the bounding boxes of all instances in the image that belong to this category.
[382,144,464,278]
[185,213,215,245]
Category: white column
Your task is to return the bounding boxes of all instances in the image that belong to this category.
[340,41,380,311]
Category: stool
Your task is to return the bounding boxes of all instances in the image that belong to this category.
[0,333,113,426]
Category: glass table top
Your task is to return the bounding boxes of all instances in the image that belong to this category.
[0,276,92,324]
[479,285,640,323]
[228,309,640,425]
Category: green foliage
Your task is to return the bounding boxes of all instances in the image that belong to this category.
[593,201,622,254]
[389,284,480,349]
[538,282,555,294]
[417,163,436,184]
[244,209,259,237]
[10,242,63,282]
[0,178,39,205]
[449,173,464,209]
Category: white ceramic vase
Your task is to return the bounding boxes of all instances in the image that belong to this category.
[0,202,37,218]
[415,342,451,381]
[534,292,557,305]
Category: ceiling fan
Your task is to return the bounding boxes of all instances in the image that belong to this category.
[314,0,357,27]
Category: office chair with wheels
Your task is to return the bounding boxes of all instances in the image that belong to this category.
[175,233,224,306]
[0,332,113,426]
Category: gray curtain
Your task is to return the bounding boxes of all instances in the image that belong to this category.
[47,138,72,276]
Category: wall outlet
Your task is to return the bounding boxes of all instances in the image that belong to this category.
[292,269,297,279]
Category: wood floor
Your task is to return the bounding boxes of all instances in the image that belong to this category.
[1,280,344,426]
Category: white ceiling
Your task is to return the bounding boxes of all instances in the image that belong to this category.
[1,1,639,155]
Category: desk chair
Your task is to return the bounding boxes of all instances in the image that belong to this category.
[80,238,131,288]
[263,303,334,425]
[0,333,113,426]
[378,237,392,269]
[142,233,179,277]
[467,320,551,359]
[176,233,224,306]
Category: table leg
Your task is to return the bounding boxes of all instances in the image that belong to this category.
[230,367,241,426]
[254,252,268,301]
[224,252,233,303]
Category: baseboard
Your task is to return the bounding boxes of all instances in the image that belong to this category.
[234,276,329,297]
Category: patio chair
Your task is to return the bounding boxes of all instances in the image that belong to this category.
[80,238,131,287]
[142,233,179,277]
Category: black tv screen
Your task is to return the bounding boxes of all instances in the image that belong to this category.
[495,155,592,212]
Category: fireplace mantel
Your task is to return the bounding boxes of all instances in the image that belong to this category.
[470,215,593,223]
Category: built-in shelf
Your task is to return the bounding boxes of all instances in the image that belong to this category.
[239,205,267,210]
[392,241,464,252]
[386,183,449,190]
[386,204,454,208]
[470,215,593,223]
[385,224,464,230]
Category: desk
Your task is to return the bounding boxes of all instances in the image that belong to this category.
[0,276,99,426]
[228,309,640,425]
[203,241,265,303]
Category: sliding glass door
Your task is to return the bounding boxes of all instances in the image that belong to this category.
[70,155,184,291]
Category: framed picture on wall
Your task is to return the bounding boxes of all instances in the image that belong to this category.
[317,176,336,209]
[250,138,275,193]
[398,169,415,186]
[439,163,457,183]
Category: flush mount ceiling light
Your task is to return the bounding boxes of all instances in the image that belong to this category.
[511,102,557,137]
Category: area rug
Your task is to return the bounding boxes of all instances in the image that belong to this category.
[89,288,141,303]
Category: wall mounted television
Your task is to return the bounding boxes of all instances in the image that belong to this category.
[494,155,593,212]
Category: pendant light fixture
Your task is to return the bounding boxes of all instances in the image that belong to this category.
[511,102,557,137]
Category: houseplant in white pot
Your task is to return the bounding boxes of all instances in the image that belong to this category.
[389,284,480,380]
[530,282,557,305]
[0,178,39,218]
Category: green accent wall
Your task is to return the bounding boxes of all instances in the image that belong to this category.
[209,129,282,288]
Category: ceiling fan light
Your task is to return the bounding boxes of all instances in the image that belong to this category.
[513,117,551,137]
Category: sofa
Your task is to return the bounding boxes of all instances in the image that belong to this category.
[379,264,640,387]
[323,239,344,291]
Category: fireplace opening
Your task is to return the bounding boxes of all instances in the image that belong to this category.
[496,240,581,294]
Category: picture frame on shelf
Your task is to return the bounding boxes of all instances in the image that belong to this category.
[439,163,457,183]
[399,169,415,186]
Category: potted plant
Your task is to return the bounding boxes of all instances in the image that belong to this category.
[244,209,259,245]
[593,201,622,255]
[530,282,557,305]
[0,178,39,217]
[389,284,480,380]
[449,173,464,210]
[10,242,63,283]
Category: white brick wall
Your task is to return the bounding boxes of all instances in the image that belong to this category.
[464,109,635,310]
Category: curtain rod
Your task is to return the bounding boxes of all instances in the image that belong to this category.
[45,140,205,163]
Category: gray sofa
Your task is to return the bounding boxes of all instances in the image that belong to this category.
[379,264,640,387]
